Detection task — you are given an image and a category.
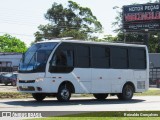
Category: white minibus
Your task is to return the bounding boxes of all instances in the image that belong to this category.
[17,40,149,101]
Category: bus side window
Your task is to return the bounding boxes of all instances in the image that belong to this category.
[56,51,67,66]
[49,50,74,73]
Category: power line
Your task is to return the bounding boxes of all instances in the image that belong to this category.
[0,7,46,14]
[0,21,39,27]
[0,32,34,37]
[0,14,45,22]
[0,17,46,25]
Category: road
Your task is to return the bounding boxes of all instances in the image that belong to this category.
[0,84,160,119]
[0,96,160,111]
[0,84,160,112]
[0,96,160,119]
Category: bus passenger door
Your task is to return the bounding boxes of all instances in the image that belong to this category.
[72,68,92,93]
[46,43,75,92]
[72,45,92,93]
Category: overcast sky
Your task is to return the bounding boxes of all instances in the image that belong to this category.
[0,0,153,47]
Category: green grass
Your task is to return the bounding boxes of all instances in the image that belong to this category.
[0,92,31,99]
[28,117,159,120]
[26,111,160,120]
[135,90,160,96]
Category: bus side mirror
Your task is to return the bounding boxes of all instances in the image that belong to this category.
[49,60,52,65]
[22,53,25,62]
[49,58,56,67]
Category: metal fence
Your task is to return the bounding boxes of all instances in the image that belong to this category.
[149,67,160,85]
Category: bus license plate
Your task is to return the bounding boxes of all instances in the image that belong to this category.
[22,86,28,89]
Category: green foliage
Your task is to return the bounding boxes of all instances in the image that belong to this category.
[0,34,27,53]
[112,9,123,34]
[34,0,102,42]
[59,29,87,39]
[100,35,118,42]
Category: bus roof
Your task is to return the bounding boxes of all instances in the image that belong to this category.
[36,39,147,48]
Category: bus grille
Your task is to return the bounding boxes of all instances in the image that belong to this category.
[19,86,35,91]
[19,80,35,83]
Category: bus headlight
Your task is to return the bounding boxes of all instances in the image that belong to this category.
[17,78,19,82]
[35,78,44,82]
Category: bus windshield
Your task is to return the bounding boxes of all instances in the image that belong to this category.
[19,42,58,73]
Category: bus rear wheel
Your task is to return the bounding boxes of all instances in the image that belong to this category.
[93,93,108,100]
[32,93,46,101]
[117,84,134,100]
[57,85,71,102]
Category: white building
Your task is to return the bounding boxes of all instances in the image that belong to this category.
[0,53,22,72]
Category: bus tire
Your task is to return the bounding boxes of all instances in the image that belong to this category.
[57,85,71,102]
[32,93,46,101]
[117,84,134,100]
[11,81,16,86]
[4,82,8,86]
[93,94,108,100]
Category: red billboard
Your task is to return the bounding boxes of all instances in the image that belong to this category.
[123,3,160,32]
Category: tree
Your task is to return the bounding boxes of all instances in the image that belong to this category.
[34,1,102,42]
[112,6,145,44]
[0,34,27,53]
[99,35,118,42]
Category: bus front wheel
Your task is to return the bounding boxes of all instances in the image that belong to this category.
[57,85,71,102]
[93,94,108,100]
[32,93,46,101]
[117,84,134,100]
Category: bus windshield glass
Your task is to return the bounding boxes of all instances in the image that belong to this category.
[19,42,58,73]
